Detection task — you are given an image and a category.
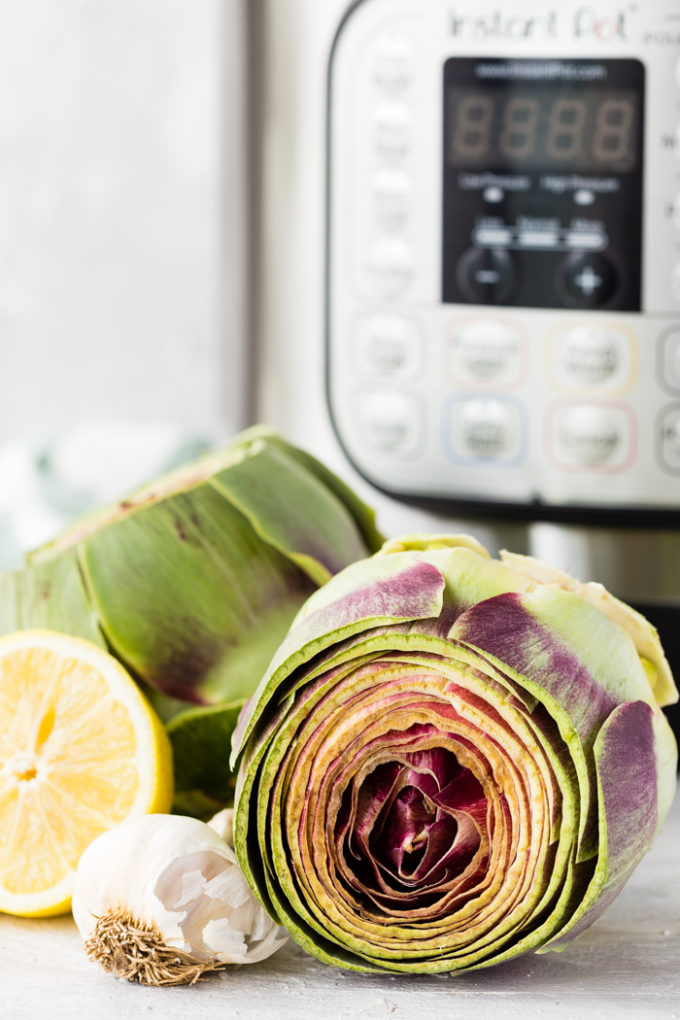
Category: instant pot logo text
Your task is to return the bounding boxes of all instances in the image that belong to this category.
[449,7,631,42]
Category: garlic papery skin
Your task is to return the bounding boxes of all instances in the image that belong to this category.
[72,813,288,985]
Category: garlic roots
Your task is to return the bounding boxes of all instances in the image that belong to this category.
[72,813,287,986]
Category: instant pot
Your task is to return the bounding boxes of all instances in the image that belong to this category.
[249,0,680,736]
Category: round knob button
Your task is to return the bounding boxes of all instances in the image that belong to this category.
[460,399,512,457]
[558,252,619,309]
[450,397,521,460]
[456,248,516,305]
[357,316,421,377]
[449,320,522,383]
[561,326,621,385]
[359,390,420,454]
[557,404,624,465]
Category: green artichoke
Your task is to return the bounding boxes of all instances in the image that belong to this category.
[232,534,678,974]
[0,425,381,707]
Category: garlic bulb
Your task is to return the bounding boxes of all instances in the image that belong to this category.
[72,813,288,986]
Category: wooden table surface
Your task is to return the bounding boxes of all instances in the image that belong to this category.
[2,788,678,1020]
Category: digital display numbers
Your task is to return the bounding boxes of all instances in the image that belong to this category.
[445,76,641,173]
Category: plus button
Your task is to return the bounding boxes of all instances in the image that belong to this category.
[561,253,618,308]
[573,266,603,296]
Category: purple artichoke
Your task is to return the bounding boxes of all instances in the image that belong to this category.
[231,535,678,974]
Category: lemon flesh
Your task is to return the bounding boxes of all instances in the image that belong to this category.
[0,630,173,917]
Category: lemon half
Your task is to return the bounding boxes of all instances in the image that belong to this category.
[0,630,173,917]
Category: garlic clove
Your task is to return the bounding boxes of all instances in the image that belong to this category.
[207,807,235,846]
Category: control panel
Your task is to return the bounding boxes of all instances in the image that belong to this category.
[326,0,680,518]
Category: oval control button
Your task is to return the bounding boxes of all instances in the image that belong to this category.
[672,193,680,232]
[552,324,631,389]
[357,315,422,378]
[449,319,523,385]
[659,405,680,471]
[373,101,411,158]
[661,329,680,393]
[358,390,421,455]
[448,397,523,461]
[372,36,412,91]
[672,262,680,303]
[552,403,631,468]
[366,237,413,297]
[372,168,411,227]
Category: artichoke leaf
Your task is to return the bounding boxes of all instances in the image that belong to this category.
[80,483,317,704]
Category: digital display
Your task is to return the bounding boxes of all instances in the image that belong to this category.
[444,63,642,173]
[441,59,644,312]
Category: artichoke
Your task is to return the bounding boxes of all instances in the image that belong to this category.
[0,425,382,710]
[232,534,678,974]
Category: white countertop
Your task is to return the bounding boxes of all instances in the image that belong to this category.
[2,790,678,1020]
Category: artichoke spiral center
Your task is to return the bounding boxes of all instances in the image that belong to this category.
[339,746,488,911]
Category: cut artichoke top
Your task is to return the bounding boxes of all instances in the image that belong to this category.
[0,425,384,708]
